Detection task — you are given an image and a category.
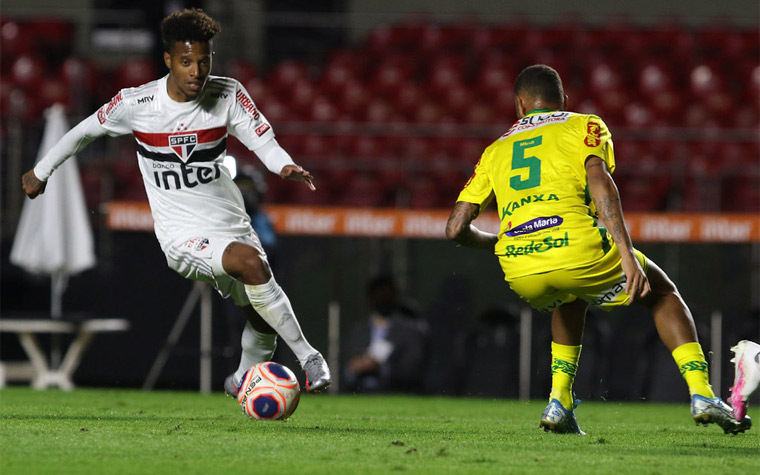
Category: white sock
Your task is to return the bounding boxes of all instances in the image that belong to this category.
[244,277,316,366]
[234,321,278,382]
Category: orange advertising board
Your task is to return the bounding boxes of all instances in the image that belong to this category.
[106,201,760,243]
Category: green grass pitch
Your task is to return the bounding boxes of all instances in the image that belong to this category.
[1,387,757,474]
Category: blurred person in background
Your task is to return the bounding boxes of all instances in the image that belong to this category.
[20,8,331,396]
[343,275,428,393]
[446,64,751,435]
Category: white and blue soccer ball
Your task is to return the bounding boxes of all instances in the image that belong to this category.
[238,362,300,420]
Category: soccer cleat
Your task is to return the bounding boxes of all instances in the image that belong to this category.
[691,394,752,434]
[302,352,331,392]
[224,373,242,398]
[540,398,585,435]
[729,340,760,421]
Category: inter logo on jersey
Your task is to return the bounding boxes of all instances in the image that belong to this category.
[169,134,198,161]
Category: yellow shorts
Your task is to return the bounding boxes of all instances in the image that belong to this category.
[501,243,649,313]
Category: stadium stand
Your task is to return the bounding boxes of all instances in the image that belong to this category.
[1,16,757,212]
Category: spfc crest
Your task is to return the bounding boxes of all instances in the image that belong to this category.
[169,134,198,161]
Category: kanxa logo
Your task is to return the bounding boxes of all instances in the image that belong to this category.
[169,134,198,161]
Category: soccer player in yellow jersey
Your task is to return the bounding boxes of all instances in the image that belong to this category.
[446,64,751,435]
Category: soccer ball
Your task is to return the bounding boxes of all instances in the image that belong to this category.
[238,362,301,420]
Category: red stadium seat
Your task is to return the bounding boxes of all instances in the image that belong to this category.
[412,100,444,124]
[623,102,653,127]
[419,20,476,55]
[637,61,676,98]
[39,77,71,111]
[10,54,45,91]
[61,57,100,91]
[112,57,157,90]
[223,60,257,84]
[404,177,442,209]
[464,101,497,125]
[256,96,291,123]
[722,173,760,212]
[1,20,33,59]
[333,79,369,119]
[319,60,358,100]
[392,83,424,119]
[688,63,727,98]
[367,56,416,98]
[22,18,74,57]
[286,78,317,116]
[618,177,671,211]
[267,60,310,99]
[363,97,402,123]
[441,86,475,116]
[587,61,625,95]
[307,95,339,122]
[336,173,390,207]
[473,53,516,99]
[241,77,268,101]
[423,55,467,99]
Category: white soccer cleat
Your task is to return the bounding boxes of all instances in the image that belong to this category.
[691,394,751,434]
[224,373,242,398]
[729,340,760,421]
[302,352,331,393]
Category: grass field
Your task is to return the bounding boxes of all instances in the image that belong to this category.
[1,387,757,474]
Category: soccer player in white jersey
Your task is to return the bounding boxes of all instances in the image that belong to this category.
[20,8,330,395]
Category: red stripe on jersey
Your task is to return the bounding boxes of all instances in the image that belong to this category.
[133,127,227,147]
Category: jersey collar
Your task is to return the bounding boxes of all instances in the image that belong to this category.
[525,109,555,116]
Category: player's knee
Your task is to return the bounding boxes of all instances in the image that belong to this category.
[223,243,271,284]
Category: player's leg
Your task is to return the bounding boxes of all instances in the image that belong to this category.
[222,240,331,391]
[639,259,750,433]
[638,260,713,398]
[540,299,586,435]
[225,307,278,396]
[729,340,760,421]
[550,298,586,407]
[505,268,585,434]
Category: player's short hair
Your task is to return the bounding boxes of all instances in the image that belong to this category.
[514,64,564,106]
[161,8,221,53]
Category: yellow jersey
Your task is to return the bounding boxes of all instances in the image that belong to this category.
[457,110,616,278]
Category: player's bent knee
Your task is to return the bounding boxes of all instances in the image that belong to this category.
[641,260,685,307]
[222,242,272,284]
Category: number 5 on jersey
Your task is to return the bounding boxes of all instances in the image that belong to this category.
[510,136,542,191]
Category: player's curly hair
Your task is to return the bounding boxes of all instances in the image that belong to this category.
[161,8,221,52]
[514,64,564,106]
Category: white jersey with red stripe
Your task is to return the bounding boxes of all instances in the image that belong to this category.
[35,75,280,251]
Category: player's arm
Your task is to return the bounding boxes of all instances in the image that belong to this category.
[229,81,315,191]
[253,139,315,190]
[445,201,498,250]
[21,114,107,199]
[585,155,650,301]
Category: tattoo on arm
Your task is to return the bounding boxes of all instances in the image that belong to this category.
[586,157,633,250]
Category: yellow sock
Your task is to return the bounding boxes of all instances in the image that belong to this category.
[550,342,582,409]
[671,342,715,398]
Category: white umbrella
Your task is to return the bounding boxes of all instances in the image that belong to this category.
[10,104,96,363]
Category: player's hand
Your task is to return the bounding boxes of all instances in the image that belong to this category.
[621,254,650,303]
[280,164,315,191]
[21,169,47,199]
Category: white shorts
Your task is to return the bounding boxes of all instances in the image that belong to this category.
[164,232,267,306]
